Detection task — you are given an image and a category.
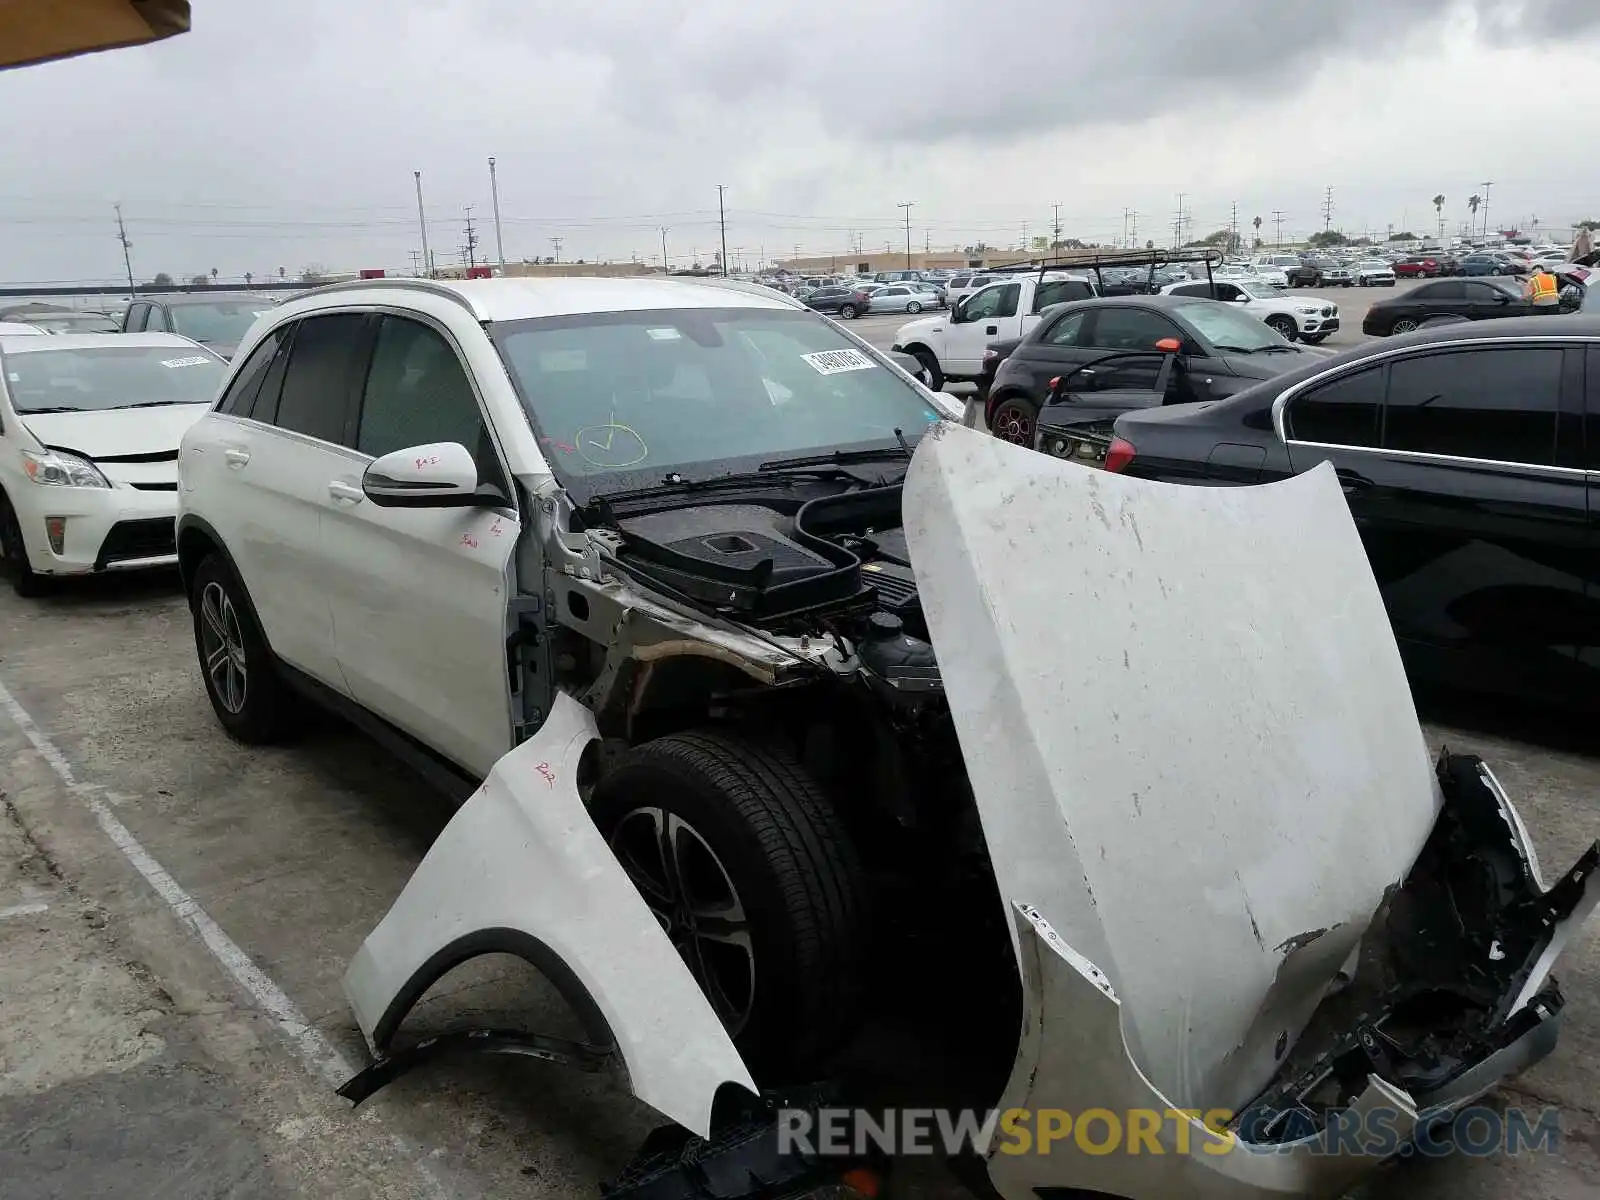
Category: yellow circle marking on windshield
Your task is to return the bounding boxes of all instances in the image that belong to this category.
[575,422,649,468]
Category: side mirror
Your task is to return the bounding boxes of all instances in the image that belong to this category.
[948,301,966,324]
[1154,337,1182,353]
[1495,291,1512,304]
[362,441,486,508]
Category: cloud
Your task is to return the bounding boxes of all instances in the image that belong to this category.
[0,0,1596,282]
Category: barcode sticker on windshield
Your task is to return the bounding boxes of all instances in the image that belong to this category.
[160,356,211,369]
[802,348,877,375]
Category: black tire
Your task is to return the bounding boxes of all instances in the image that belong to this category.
[0,492,47,597]
[590,729,865,1078]
[911,347,945,391]
[1265,314,1298,341]
[838,304,857,320]
[1301,333,1329,345]
[189,553,296,743]
[988,394,1039,446]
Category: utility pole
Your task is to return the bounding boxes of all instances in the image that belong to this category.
[408,249,422,276]
[413,171,432,276]
[716,184,729,277]
[924,230,931,253]
[1230,200,1239,252]
[1273,210,1286,246]
[462,206,480,268]
[550,236,563,264]
[660,227,669,272]
[1053,202,1063,249]
[1173,193,1187,249]
[114,203,135,298]
[898,202,914,269]
[1128,210,1137,247]
[1321,186,1334,232]
[487,157,506,269]
[1480,180,1494,238]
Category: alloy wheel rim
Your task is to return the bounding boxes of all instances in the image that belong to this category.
[993,404,1032,446]
[199,581,248,714]
[1393,319,1417,334]
[611,806,756,1033]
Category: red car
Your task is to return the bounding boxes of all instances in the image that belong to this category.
[1393,256,1441,278]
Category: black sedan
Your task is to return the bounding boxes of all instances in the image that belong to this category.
[984,295,1322,446]
[802,286,874,320]
[1362,277,1534,336]
[1104,317,1600,708]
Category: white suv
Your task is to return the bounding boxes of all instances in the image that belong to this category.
[1159,278,1340,343]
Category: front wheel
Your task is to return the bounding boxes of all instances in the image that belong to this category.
[190,554,296,743]
[988,395,1039,446]
[1265,315,1298,341]
[838,304,857,320]
[591,730,865,1079]
[906,301,923,314]
[911,348,944,391]
[0,493,46,597]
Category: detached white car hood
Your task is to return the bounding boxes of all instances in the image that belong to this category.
[20,404,210,459]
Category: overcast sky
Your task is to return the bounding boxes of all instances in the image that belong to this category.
[2,0,1597,283]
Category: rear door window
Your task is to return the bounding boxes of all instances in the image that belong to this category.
[1286,365,1384,447]
[269,313,366,443]
[1383,347,1562,466]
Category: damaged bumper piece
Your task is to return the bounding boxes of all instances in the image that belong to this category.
[340,423,1595,1200]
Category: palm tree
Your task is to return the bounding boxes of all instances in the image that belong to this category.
[1468,194,1482,237]
[1252,215,1262,247]
[1432,194,1445,238]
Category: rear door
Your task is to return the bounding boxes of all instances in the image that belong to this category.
[1408,280,1470,319]
[1283,341,1591,700]
[323,312,519,780]
[222,313,368,691]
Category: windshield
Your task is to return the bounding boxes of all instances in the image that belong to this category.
[3,344,226,413]
[492,307,945,489]
[1175,301,1285,352]
[169,301,275,346]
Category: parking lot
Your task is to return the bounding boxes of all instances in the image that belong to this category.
[1,274,1597,1200]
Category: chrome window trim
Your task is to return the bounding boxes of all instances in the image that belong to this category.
[1282,439,1593,481]
[1269,334,1600,443]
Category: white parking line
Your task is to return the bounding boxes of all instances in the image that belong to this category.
[0,677,459,1199]
[0,901,49,919]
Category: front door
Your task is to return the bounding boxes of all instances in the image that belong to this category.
[322,313,519,780]
[1283,341,1592,700]
[945,281,1019,377]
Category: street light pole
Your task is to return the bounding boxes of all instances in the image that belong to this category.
[413,171,432,276]
[898,201,914,269]
[1480,180,1494,239]
[716,184,729,277]
[488,157,506,269]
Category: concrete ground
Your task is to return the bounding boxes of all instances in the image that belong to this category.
[1,276,1595,1199]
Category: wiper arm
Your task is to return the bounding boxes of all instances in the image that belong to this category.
[590,467,856,508]
[14,406,85,414]
[758,431,912,472]
[117,400,204,409]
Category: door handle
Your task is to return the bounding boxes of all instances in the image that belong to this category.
[223,447,250,468]
[327,481,365,504]
[1335,468,1373,495]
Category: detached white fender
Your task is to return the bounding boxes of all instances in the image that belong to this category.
[342,692,757,1137]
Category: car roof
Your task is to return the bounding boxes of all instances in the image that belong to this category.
[0,321,43,334]
[283,276,801,323]
[0,331,213,354]
[150,292,280,306]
